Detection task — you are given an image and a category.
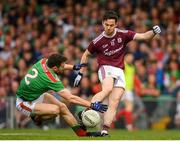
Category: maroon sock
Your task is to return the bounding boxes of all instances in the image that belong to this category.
[102,124,110,132]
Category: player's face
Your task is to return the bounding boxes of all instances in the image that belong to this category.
[125,54,134,64]
[54,62,65,74]
[102,19,117,36]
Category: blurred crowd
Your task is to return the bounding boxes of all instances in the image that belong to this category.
[0,0,179,129]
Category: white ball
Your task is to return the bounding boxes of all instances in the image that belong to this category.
[82,110,101,128]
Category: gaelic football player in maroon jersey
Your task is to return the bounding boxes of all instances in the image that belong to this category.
[74,10,161,136]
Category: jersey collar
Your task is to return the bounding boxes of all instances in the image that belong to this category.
[102,28,117,38]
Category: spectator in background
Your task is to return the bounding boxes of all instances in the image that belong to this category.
[0,87,7,128]
[141,74,160,125]
[156,62,165,93]
[169,89,180,129]
[134,62,147,97]
[164,60,180,96]
[79,76,92,99]
[17,59,28,79]
[8,80,19,97]
[90,72,101,95]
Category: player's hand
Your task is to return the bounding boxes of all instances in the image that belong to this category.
[73,72,83,87]
[73,63,88,71]
[152,25,161,34]
[90,102,108,113]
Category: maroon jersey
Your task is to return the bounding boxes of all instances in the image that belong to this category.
[88,28,135,69]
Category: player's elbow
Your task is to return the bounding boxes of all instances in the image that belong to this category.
[51,105,60,115]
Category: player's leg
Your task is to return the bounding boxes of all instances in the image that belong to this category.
[91,75,114,103]
[81,77,113,133]
[78,66,114,121]
[42,93,103,137]
[40,93,89,136]
[16,94,101,137]
[16,94,59,117]
[91,66,116,102]
[16,93,86,136]
[97,66,125,135]
[101,87,124,135]
[30,113,57,126]
[16,94,60,126]
[42,93,78,126]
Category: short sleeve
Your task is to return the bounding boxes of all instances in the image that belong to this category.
[124,30,136,44]
[48,81,64,92]
[87,41,96,54]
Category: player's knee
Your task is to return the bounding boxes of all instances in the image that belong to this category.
[59,103,68,113]
[102,87,112,94]
[51,105,60,115]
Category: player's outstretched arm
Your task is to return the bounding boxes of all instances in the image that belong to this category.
[63,63,88,70]
[58,89,108,112]
[59,89,91,107]
[134,25,161,40]
[73,49,91,87]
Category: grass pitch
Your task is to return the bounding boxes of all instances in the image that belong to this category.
[0,128,180,140]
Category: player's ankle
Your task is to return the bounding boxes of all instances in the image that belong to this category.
[72,125,87,136]
[75,128,87,136]
[101,124,110,136]
[102,124,110,132]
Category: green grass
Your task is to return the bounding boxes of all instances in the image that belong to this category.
[0,128,180,140]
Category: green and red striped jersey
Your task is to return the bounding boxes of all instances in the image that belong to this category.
[16,58,64,101]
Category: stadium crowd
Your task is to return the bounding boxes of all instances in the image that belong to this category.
[0,0,180,129]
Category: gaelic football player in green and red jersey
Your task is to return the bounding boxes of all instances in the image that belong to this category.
[16,53,107,137]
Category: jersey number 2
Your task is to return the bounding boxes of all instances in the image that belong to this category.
[25,68,38,85]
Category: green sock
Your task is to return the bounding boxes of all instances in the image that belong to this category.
[72,125,80,131]
[71,125,87,136]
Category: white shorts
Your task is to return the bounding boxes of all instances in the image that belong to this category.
[98,65,126,89]
[122,90,134,102]
[16,94,45,117]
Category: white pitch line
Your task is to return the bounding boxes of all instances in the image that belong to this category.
[0,133,41,135]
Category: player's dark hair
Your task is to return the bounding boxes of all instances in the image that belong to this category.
[47,53,67,68]
[103,11,118,22]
